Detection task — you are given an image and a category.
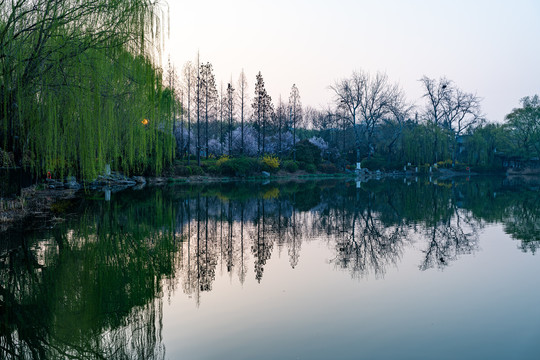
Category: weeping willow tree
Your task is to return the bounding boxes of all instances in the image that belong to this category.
[402,122,451,165]
[0,0,175,179]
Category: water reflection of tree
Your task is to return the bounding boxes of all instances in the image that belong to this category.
[174,180,492,285]
[252,197,273,282]
[419,184,480,270]
[500,190,540,254]
[173,180,540,284]
[5,178,539,357]
[420,209,480,270]
[331,186,408,278]
[1,192,178,359]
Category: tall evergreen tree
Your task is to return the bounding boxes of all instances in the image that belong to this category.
[226,83,236,155]
[238,69,249,155]
[252,72,273,157]
[200,62,218,159]
[289,84,302,161]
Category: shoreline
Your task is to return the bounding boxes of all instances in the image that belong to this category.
[0,168,503,233]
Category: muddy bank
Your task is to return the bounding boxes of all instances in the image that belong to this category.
[0,186,78,232]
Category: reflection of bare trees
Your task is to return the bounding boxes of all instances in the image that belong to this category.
[173,181,489,291]
[287,209,301,269]
[252,198,273,282]
[420,198,480,271]
[332,191,408,278]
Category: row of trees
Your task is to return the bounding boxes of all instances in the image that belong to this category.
[172,56,539,171]
[173,58,304,165]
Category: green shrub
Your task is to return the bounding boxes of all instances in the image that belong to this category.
[190,165,204,176]
[468,164,504,173]
[454,162,467,171]
[306,164,317,173]
[361,156,402,171]
[294,139,322,165]
[175,165,191,176]
[283,160,298,173]
[200,159,217,172]
[318,162,339,174]
[216,155,229,167]
[206,165,220,175]
[437,159,453,168]
[219,157,259,177]
[297,161,307,170]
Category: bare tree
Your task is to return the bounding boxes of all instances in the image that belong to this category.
[420,76,483,164]
[288,84,302,161]
[166,58,180,157]
[219,82,224,153]
[275,95,287,155]
[252,72,273,157]
[200,62,218,159]
[420,76,451,128]
[183,61,194,164]
[225,82,235,155]
[238,69,249,155]
[358,71,406,158]
[196,54,201,165]
[330,72,364,165]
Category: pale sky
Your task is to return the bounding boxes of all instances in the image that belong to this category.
[163,0,540,122]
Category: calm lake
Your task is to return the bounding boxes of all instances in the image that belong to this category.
[1,177,539,359]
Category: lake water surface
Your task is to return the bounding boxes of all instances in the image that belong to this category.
[1,177,539,359]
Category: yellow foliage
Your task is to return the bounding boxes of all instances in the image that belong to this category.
[262,155,280,170]
[217,155,229,166]
[263,187,280,199]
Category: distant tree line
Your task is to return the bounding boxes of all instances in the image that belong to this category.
[172,56,540,173]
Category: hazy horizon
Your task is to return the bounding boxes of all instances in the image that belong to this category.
[164,0,540,122]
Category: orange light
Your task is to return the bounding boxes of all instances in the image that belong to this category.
[142,118,149,125]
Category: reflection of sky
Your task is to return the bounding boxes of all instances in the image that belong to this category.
[162,224,540,359]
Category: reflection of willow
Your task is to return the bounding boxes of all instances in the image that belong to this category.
[419,185,480,270]
[331,189,408,278]
[0,193,179,359]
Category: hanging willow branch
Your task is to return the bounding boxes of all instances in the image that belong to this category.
[0,0,174,179]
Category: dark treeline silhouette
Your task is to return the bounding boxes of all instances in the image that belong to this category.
[2,177,540,360]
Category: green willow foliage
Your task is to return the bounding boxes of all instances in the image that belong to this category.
[402,122,450,165]
[504,95,540,160]
[0,0,175,179]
